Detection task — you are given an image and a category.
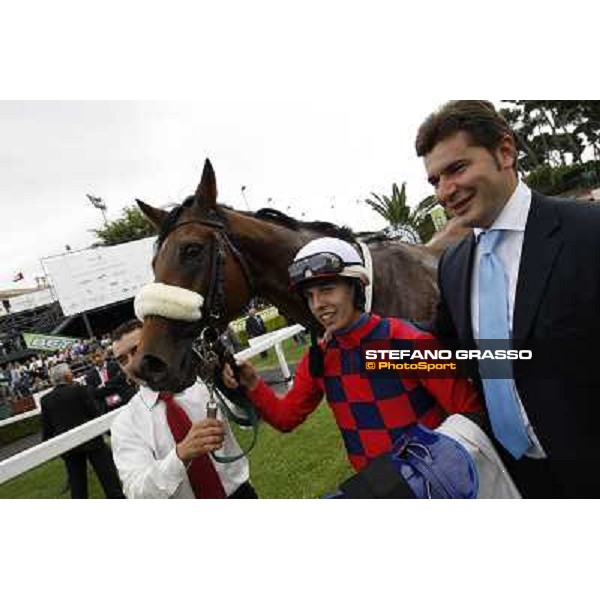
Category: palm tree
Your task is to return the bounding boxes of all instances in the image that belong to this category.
[365,183,438,243]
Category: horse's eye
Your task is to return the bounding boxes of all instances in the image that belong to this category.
[181,243,204,261]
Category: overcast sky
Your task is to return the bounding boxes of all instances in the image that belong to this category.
[0,98,450,286]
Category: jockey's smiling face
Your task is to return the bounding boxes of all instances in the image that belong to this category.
[302,278,362,333]
[424,131,518,229]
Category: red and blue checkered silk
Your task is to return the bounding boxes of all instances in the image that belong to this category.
[249,314,481,472]
[321,317,446,470]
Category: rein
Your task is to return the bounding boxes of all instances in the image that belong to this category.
[191,328,259,464]
[152,213,259,464]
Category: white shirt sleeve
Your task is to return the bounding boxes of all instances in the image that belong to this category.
[110,414,188,499]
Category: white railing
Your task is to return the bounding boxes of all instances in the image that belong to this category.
[0,324,305,485]
[238,324,304,386]
[0,409,123,484]
[0,406,41,428]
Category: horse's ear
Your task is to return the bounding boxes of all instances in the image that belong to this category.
[136,199,168,231]
[194,158,217,208]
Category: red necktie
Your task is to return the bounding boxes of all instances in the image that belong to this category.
[158,392,226,499]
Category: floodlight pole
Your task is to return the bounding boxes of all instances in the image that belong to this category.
[86,194,108,225]
[241,186,251,210]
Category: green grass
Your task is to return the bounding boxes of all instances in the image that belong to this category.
[0,404,351,499]
[0,453,106,499]
[235,402,352,498]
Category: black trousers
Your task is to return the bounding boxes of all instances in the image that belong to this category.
[228,481,258,499]
[62,442,124,499]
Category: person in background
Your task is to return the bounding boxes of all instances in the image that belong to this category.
[245,307,268,359]
[40,363,124,499]
[85,349,132,412]
[245,307,267,340]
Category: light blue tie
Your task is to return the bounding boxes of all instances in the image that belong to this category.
[478,229,531,459]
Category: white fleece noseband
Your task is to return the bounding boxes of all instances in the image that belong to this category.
[134,282,204,322]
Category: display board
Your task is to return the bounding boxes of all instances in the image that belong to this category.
[42,236,156,316]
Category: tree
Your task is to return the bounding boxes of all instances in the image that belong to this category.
[93,205,156,246]
[500,101,600,195]
[365,183,438,243]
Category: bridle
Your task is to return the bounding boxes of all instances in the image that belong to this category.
[141,209,260,464]
[155,213,256,328]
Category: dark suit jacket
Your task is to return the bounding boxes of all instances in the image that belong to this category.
[40,383,104,454]
[85,361,120,388]
[85,361,136,410]
[246,314,267,339]
[434,191,600,472]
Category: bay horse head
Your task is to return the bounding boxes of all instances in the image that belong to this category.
[132,159,257,391]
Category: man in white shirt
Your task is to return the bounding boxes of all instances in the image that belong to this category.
[416,100,600,498]
[110,319,256,499]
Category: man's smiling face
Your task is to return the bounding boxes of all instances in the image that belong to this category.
[424,131,517,228]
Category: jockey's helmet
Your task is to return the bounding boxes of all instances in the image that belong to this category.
[288,237,370,292]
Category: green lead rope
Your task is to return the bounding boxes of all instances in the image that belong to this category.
[209,384,259,464]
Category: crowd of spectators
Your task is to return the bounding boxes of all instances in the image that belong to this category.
[0,334,113,404]
[0,334,26,357]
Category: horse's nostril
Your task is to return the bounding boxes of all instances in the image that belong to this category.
[139,354,169,385]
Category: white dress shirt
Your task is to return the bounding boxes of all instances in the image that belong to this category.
[471,180,546,458]
[110,381,250,498]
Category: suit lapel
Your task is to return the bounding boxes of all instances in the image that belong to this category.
[513,192,562,341]
[453,233,477,343]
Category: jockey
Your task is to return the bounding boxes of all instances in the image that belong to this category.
[223,236,520,498]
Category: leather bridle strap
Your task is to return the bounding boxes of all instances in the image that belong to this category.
[156,217,255,325]
[204,230,226,322]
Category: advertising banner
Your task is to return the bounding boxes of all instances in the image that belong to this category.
[22,332,80,352]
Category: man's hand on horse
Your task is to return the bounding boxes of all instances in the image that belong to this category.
[222,361,259,391]
[176,419,225,462]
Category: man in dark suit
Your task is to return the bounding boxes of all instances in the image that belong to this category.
[85,349,135,412]
[41,363,124,498]
[245,307,268,359]
[245,308,267,339]
[416,100,600,498]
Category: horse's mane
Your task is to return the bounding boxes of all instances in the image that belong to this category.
[157,197,357,248]
[252,207,355,242]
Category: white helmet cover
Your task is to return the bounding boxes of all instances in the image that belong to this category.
[290,237,370,288]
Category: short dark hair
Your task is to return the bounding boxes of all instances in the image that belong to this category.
[415,101,516,166]
[111,319,143,342]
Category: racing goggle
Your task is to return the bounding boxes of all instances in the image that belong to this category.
[288,252,356,288]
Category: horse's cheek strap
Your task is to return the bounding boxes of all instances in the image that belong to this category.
[134,282,205,322]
